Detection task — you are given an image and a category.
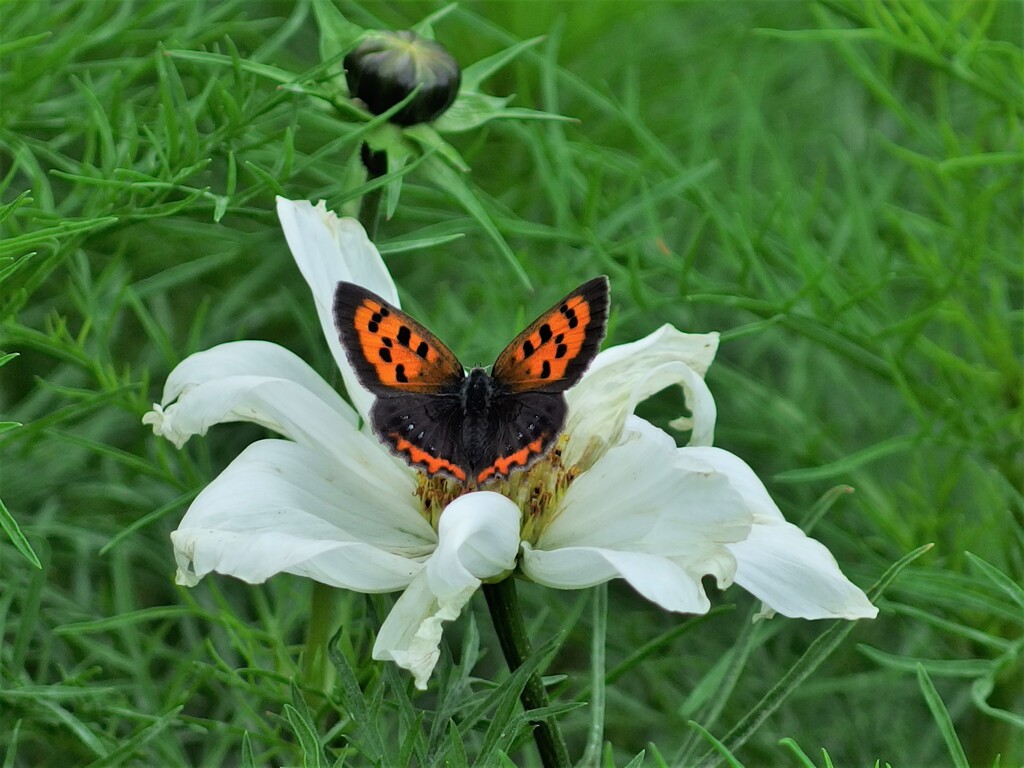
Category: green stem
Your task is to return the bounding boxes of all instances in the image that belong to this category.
[483,577,570,768]
[303,580,340,693]
[359,144,386,240]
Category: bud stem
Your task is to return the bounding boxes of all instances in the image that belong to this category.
[483,577,571,768]
[358,144,387,240]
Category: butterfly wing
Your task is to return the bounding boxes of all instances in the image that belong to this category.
[371,394,469,483]
[333,282,465,396]
[334,282,470,482]
[490,276,609,393]
[474,392,567,484]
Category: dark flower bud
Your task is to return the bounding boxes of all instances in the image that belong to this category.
[344,30,461,127]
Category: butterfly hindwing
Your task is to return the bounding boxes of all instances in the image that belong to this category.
[334,282,464,396]
[491,276,609,393]
[371,393,469,482]
[475,391,567,484]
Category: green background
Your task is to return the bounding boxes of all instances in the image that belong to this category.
[1,1,1021,766]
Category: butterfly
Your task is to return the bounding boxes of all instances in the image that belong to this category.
[333,277,609,486]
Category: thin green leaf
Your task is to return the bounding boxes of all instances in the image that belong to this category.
[311,0,363,64]
[687,722,746,768]
[578,584,608,768]
[0,496,41,569]
[83,706,184,768]
[693,544,932,767]
[965,551,1024,611]
[774,435,917,483]
[421,154,530,291]
[460,36,545,92]
[916,665,971,768]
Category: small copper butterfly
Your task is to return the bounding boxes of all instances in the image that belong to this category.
[333,277,610,485]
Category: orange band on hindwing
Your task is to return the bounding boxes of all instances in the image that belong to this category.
[392,435,467,482]
[475,438,545,484]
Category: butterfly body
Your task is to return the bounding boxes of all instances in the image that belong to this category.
[334,277,609,485]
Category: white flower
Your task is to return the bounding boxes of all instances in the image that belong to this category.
[145,197,877,690]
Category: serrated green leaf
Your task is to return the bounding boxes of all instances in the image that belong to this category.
[283,702,325,768]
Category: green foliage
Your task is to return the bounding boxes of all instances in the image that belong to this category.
[1,1,1020,766]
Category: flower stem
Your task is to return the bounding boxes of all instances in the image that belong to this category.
[358,144,386,240]
[483,577,570,768]
[303,580,339,693]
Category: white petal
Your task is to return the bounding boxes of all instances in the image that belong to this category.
[540,417,748,565]
[142,341,411,489]
[154,340,355,423]
[521,545,711,614]
[523,417,750,613]
[276,197,398,420]
[171,439,434,591]
[727,521,878,619]
[678,447,787,523]
[683,447,878,620]
[564,325,720,469]
[373,492,521,689]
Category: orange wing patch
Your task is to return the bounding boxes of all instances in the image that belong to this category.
[391,435,467,482]
[336,284,464,395]
[476,437,545,484]
[491,276,609,392]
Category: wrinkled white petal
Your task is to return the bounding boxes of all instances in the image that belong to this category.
[154,340,355,423]
[564,325,719,469]
[683,447,878,619]
[374,492,521,689]
[539,418,748,563]
[171,440,433,591]
[144,368,410,489]
[277,197,397,421]
[727,521,878,619]
[522,417,749,613]
[522,546,712,614]
[141,339,409,488]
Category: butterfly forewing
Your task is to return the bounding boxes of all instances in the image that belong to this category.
[491,276,609,393]
[334,282,465,396]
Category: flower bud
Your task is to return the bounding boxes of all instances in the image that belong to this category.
[344,30,461,127]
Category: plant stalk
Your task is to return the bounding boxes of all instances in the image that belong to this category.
[483,577,570,768]
[359,144,386,240]
[303,580,340,693]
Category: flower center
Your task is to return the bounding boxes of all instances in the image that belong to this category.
[414,433,580,544]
